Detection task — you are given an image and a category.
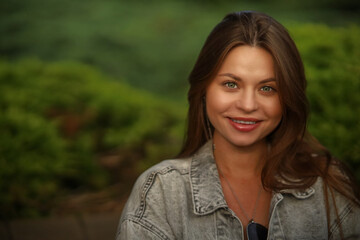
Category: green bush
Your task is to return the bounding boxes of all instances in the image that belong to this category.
[289,24,360,178]
[0,59,185,219]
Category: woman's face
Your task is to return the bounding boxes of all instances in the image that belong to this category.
[206,45,282,149]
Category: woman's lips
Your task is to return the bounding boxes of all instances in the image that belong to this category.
[228,117,261,132]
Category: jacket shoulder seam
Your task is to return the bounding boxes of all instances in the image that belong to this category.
[136,164,189,218]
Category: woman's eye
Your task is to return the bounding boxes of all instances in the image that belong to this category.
[225,82,237,89]
[260,86,274,92]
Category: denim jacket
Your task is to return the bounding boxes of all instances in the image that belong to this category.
[117,142,360,239]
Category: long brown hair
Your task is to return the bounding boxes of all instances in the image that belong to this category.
[178,11,359,209]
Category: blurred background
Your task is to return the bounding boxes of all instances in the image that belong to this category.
[1,0,360,238]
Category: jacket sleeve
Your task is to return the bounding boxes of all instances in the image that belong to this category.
[117,218,167,240]
[341,202,360,240]
[329,201,360,240]
[115,166,173,240]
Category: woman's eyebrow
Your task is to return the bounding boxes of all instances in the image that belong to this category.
[218,73,276,84]
[218,73,241,81]
[259,78,276,84]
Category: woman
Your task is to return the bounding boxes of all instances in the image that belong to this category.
[117,11,360,239]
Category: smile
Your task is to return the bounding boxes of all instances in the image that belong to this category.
[231,119,257,125]
[228,118,261,132]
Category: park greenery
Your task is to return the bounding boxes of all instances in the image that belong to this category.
[0,0,359,219]
[0,59,186,218]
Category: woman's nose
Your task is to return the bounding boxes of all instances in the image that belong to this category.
[235,90,258,113]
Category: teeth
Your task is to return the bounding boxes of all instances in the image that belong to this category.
[232,119,256,124]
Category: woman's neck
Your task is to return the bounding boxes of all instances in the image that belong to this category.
[212,133,268,180]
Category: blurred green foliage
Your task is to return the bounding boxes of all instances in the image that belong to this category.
[1,22,359,219]
[0,59,185,219]
[0,0,359,219]
[291,24,360,178]
[1,0,359,99]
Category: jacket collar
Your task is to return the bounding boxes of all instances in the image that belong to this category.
[189,141,315,215]
[279,184,315,199]
[190,141,227,215]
